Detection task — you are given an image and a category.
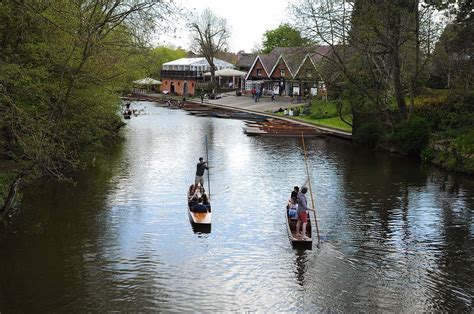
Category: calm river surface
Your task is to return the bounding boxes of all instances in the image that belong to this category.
[1,102,473,312]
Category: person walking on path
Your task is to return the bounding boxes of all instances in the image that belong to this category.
[195,157,208,187]
[296,187,315,240]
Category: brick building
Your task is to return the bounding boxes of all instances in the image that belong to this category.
[245,46,332,98]
[161,58,234,96]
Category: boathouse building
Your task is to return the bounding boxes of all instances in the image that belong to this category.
[245,46,331,98]
[161,57,234,96]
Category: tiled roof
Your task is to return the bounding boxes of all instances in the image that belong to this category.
[236,53,257,68]
[248,46,334,78]
[310,46,332,64]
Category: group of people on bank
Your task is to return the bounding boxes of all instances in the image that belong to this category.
[288,186,316,240]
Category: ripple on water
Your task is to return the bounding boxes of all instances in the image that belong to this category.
[2,103,473,312]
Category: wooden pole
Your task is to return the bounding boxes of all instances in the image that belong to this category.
[301,133,321,245]
[205,135,211,200]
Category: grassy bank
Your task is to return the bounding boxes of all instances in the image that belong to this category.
[294,115,353,132]
[272,100,353,133]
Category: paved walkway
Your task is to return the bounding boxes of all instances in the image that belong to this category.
[142,92,352,139]
[205,93,296,112]
[194,93,352,139]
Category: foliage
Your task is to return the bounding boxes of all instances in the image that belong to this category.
[427,129,474,174]
[195,82,217,95]
[0,0,180,209]
[353,121,385,148]
[147,47,187,78]
[309,100,340,119]
[262,24,309,53]
[412,88,449,109]
[391,117,431,155]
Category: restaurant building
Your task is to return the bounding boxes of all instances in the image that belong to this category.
[161,57,234,96]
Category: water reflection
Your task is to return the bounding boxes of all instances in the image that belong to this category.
[0,102,472,312]
[294,251,309,286]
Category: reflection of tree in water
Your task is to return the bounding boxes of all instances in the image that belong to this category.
[427,174,474,311]
[294,250,309,286]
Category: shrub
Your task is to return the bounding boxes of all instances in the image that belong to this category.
[391,117,430,155]
[353,121,385,148]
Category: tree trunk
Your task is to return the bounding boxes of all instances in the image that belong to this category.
[0,173,22,218]
[209,60,216,83]
[392,39,407,120]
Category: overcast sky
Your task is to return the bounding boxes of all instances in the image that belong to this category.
[157,0,291,53]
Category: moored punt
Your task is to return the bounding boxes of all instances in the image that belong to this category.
[123,111,132,119]
[187,184,212,233]
[286,202,312,250]
[243,119,321,137]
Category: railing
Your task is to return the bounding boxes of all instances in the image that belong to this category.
[160,70,202,79]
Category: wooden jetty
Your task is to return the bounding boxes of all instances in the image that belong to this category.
[243,118,322,137]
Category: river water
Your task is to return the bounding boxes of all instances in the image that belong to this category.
[1,102,473,312]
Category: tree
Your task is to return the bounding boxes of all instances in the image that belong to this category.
[261,24,309,53]
[147,46,188,78]
[189,8,230,84]
[432,0,474,91]
[290,0,443,129]
[0,0,180,213]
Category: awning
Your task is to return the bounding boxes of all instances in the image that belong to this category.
[133,77,162,85]
[204,69,247,77]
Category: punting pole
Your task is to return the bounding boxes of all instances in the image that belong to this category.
[301,132,321,246]
[205,135,211,200]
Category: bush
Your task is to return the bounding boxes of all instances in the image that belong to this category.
[353,121,385,148]
[391,117,430,155]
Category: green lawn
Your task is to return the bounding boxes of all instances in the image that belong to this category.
[295,115,353,132]
[271,112,352,132]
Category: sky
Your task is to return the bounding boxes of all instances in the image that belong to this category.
[157,0,291,53]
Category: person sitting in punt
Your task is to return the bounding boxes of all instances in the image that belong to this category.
[192,198,208,213]
[188,196,198,209]
[288,197,298,219]
[188,184,195,198]
[201,193,211,212]
[291,186,299,200]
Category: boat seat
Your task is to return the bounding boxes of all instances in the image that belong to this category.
[194,212,207,221]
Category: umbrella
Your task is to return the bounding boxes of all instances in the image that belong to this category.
[133,77,162,85]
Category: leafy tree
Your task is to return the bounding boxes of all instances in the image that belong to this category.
[261,24,309,53]
[0,0,180,213]
[147,46,187,78]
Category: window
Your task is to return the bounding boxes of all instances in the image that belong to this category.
[280,69,285,77]
[305,69,312,78]
[257,69,262,77]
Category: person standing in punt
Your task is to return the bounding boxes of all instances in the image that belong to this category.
[296,187,315,240]
[195,157,208,187]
